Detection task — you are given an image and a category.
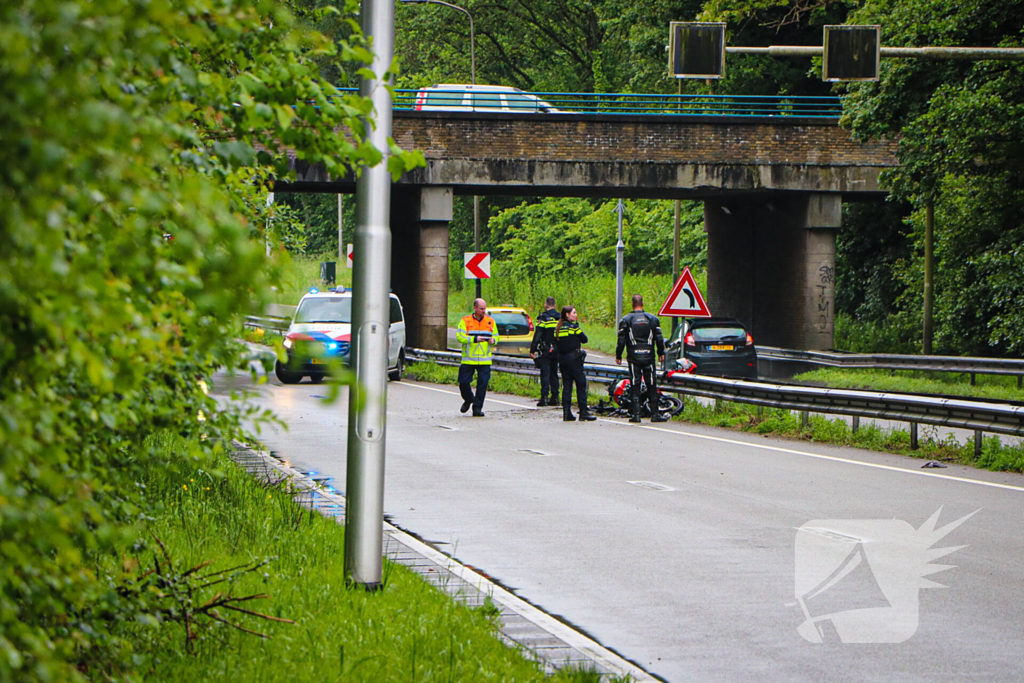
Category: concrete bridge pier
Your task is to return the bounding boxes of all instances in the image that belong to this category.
[390,186,452,351]
[704,193,841,350]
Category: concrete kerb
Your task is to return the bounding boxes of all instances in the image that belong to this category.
[230,442,657,682]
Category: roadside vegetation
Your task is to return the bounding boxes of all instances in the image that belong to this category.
[793,368,1024,402]
[406,362,1024,474]
[110,434,606,683]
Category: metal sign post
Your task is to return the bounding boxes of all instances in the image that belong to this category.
[614,200,625,325]
[345,0,394,590]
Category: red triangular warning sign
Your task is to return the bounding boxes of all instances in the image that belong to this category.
[659,267,711,317]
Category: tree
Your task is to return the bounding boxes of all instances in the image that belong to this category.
[0,0,420,678]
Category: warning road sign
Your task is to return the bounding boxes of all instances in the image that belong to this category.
[346,243,353,268]
[464,252,491,279]
[659,267,711,317]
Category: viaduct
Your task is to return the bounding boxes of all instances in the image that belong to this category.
[282,110,898,351]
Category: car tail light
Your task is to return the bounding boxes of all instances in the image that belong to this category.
[684,332,696,347]
[527,315,534,331]
[745,333,754,346]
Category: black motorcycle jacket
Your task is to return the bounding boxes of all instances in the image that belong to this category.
[616,310,665,364]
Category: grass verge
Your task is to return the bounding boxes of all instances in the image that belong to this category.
[109,433,612,682]
[794,367,1024,402]
[407,361,1024,474]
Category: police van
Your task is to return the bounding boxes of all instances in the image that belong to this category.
[413,84,560,113]
[276,288,406,384]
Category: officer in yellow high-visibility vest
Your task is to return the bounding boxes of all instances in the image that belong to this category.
[456,298,500,417]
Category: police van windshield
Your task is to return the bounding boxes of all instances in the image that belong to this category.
[295,297,352,324]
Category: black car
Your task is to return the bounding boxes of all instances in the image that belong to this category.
[664,317,757,379]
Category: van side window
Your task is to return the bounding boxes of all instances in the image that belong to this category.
[472,92,501,110]
[426,90,465,108]
[389,297,403,324]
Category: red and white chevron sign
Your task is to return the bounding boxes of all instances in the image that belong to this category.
[464,252,491,279]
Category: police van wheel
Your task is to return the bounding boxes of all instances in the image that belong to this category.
[309,373,325,384]
[388,350,404,382]
[275,360,303,385]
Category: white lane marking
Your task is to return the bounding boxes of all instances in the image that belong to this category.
[628,480,675,491]
[399,380,539,410]
[602,419,1024,493]
[400,380,1024,493]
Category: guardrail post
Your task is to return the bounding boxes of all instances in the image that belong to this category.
[970,372,976,386]
[851,416,860,434]
[800,411,809,430]
[974,430,982,459]
[1018,375,1022,390]
[910,422,918,450]
[756,405,763,420]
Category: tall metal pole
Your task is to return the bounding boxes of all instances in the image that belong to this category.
[338,194,344,262]
[923,201,934,355]
[672,199,681,337]
[345,0,394,590]
[614,200,625,324]
[474,196,481,299]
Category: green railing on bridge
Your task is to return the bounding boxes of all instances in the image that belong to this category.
[331,88,843,118]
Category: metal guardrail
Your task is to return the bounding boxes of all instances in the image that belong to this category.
[759,346,1024,387]
[330,88,843,119]
[405,348,1024,442]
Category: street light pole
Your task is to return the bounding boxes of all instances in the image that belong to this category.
[401,0,477,297]
[614,200,626,325]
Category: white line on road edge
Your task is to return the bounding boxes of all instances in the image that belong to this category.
[235,443,655,682]
[400,380,1024,494]
[603,420,1024,493]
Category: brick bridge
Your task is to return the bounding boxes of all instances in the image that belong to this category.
[282,111,898,352]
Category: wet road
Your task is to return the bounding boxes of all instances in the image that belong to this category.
[212,368,1024,683]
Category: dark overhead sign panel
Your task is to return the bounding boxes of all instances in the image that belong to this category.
[823,25,881,81]
[669,22,726,79]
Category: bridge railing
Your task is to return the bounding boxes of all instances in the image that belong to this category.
[377,88,843,118]
[404,348,1024,451]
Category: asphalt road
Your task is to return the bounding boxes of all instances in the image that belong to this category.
[212,369,1024,683]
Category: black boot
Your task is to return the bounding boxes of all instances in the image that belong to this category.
[651,412,668,423]
[536,397,548,407]
[579,408,597,422]
[629,398,641,423]
[563,407,576,422]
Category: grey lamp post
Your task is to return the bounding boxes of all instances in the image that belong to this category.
[614,200,626,325]
[401,0,480,297]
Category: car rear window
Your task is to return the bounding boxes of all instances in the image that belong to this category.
[295,297,352,324]
[505,93,538,111]
[490,312,530,336]
[691,325,746,342]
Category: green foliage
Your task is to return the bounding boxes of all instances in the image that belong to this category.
[0,0,423,678]
[839,0,1024,355]
[491,197,704,279]
[794,367,1024,402]
[115,435,599,682]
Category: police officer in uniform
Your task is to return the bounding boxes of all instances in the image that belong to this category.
[529,297,559,406]
[555,305,596,422]
[616,294,667,423]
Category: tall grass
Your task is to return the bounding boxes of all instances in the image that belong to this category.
[795,368,1024,401]
[111,434,608,682]
[269,253,353,305]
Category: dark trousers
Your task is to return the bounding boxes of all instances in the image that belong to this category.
[458,364,491,412]
[537,352,559,400]
[559,353,588,413]
[628,361,658,414]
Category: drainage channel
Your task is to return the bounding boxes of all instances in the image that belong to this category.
[230,442,656,682]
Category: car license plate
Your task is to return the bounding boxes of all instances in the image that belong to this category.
[310,357,325,364]
[709,345,734,351]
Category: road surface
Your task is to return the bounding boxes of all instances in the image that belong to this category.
[212,369,1024,682]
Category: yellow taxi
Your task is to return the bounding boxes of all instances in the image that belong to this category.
[487,305,534,356]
